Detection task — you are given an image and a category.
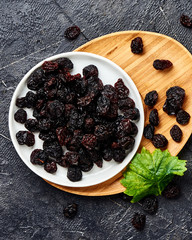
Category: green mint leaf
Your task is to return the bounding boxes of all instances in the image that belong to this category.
[120,147,187,203]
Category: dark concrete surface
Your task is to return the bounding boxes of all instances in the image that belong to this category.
[0,1,192,239]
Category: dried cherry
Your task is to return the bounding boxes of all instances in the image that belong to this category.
[153,60,173,70]
[25,119,39,132]
[14,109,27,124]
[144,90,158,107]
[170,125,182,142]
[143,124,155,140]
[63,203,78,218]
[152,134,168,149]
[67,166,82,181]
[176,109,190,125]
[149,109,159,126]
[64,25,81,40]
[131,37,143,54]
[83,65,98,79]
[16,131,35,146]
[180,14,192,28]
[141,195,158,215]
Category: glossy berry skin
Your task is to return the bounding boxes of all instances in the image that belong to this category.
[16,131,35,146]
[170,125,182,142]
[131,37,143,54]
[83,65,98,79]
[144,90,158,107]
[152,134,168,149]
[153,59,173,70]
[176,109,190,125]
[63,203,78,218]
[67,166,82,182]
[143,124,155,140]
[149,109,159,126]
[44,161,57,173]
[24,119,39,132]
[132,213,146,230]
[14,109,27,124]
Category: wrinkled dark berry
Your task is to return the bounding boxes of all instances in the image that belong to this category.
[130,122,138,136]
[78,148,93,172]
[83,65,98,79]
[63,203,78,218]
[39,118,52,131]
[115,78,129,99]
[176,109,190,125]
[56,126,71,146]
[25,91,37,108]
[62,152,79,166]
[117,136,135,150]
[180,14,192,28]
[103,85,118,104]
[56,57,73,70]
[102,148,113,161]
[144,90,158,107]
[124,108,140,121]
[25,119,39,132]
[88,149,103,168]
[81,134,97,150]
[143,124,155,140]
[43,141,63,159]
[141,196,158,215]
[153,59,173,70]
[16,131,35,146]
[42,61,58,72]
[118,97,135,111]
[16,97,27,108]
[77,93,95,107]
[131,37,143,54]
[64,25,81,40]
[163,86,185,115]
[39,130,57,142]
[170,125,182,142]
[14,109,27,124]
[166,86,185,100]
[132,213,146,230]
[162,182,180,199]
[30,149,47,165]
[149,109,159,126]
[96,95,110,117]
[84,118,95,133]
[44,161,57,173]
[94,125,110,141]
[67,166,82,181]
[113,148,126,163]
[116,118,132,137]
[47,100,64,119]
[27,68,45,90]
[152,134,168,149]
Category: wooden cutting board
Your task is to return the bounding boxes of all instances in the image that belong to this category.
[45,31,192,196]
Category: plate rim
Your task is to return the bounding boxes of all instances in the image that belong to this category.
[8,51,144,188]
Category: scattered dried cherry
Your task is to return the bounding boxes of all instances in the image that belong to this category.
[14,109,27,124]
[39,130,57,142]
[118,97,135,111]
[16,131,35,146]
[39,118,52,131]
[149,109,159,126]
[131,37,143,54]
[78,148,93,172]
[144,90,158,107]
[30,149,47,165]
[113,148,126,163]
[117,136,135,150]
[170,125,182,142]
[81,134,97,150]
[16,97,27,108]
[25,91,37,108]
[83,65,98,79]
[132,213,146,230]
[64,25,81,40]
[62,152,79,166]
[25,119,39,132]
[44,161,57,173]
[43,141,63,159]
[143,124,155,140]
[162,182,180,199]
[47,100,64,119]
[176,109,190,125]
[153,59,173,70]
[67,166,82,181]
[152,134,168,149]
[56,57,73,70]
[27,68,45,90]
[141,195,158,215]
[63,203,78,218]
[166,86,185,100]
[102,148,113,161]
[180,14,192,28]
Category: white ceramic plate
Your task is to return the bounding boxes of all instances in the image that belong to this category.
[9,52,144,187]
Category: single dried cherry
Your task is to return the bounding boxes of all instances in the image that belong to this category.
[114,78,129,99]
[64,25,81,40]
[162,182,180,199]
[25,119,39,132]
[149,109,159,126]
[153,60,173,70]
[67,166,82,181]
[143,124,155,140]
[16,97,27,108]
[180,14,192,28]
[42,61,58,72]
[144,90,158,107]
[131,37,143,54]
[152,134,168,148]
[124,108,140,121]
[16,131,35,146]
[81,134,97,150]
[170,125,182,142]
[176,109,190,125]
[83,65,98,79]
[44,161,57,173]
[131,213,146,230]
[14,109,27,124]
[63,203,78,218]
[140,195,158,215]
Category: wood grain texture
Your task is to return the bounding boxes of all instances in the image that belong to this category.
[46,31,192,196]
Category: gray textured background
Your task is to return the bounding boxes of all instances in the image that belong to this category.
[0,0,192,239]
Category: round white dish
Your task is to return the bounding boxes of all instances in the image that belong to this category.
[9,52,144,187]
